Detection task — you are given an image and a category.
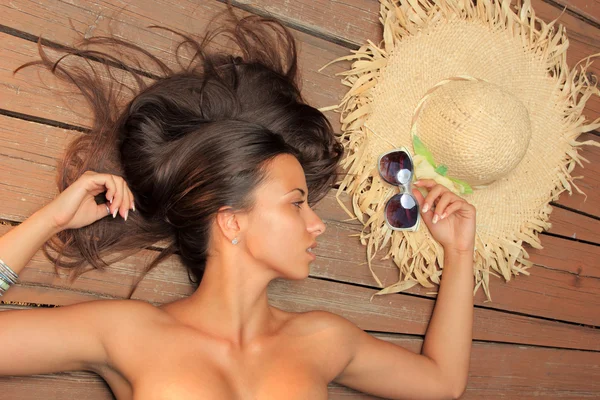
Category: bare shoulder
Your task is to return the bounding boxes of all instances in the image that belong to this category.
[274,308,363,347]
[283,310,363,380]
[91,298,174,336]
[83,299,172,369]
[73,298,168,326]
[292,309,360,333]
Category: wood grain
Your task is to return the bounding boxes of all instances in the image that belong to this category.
[0,0,351,128]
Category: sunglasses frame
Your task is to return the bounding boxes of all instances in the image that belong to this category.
[377,147,421,232]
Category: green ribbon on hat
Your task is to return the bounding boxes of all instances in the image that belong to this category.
[412,134,473,194]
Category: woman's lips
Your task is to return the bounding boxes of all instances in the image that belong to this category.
[306,243,317,260]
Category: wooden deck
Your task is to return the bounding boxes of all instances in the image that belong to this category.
[0,0,598,398]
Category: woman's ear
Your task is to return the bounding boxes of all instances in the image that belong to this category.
[215,206,243,242]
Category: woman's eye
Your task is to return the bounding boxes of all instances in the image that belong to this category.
[293,201,305,209]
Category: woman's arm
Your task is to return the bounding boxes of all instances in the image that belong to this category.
[331,180,476,399]
[421,249,474,397]
[330,251,473,400]
[0,207,60,278]
[0,171,137,376]
[0,208,110,376]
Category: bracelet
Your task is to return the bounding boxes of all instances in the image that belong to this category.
[0,258,19,296]
[0,278,9,296]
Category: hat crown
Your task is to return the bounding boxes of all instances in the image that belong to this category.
[415,79,532,187]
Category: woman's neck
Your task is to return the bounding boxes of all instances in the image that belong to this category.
[171,250,280,352]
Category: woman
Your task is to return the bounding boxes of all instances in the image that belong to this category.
[0,7,476,400]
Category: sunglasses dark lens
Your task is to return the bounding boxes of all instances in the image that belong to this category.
[379,151,413,185]
[385,193,419,229]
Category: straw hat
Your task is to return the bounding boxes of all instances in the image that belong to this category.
[320,0,600,301]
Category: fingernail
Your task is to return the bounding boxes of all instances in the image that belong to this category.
[124,210,129,221]
[433,214,439,224]
[423,204,429,213]
[110,197,113,204]
[441,213,447,219]
[132,203,136,212]
[113,209,118,218]
[414,180,421,185]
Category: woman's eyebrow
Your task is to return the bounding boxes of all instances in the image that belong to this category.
[286,188,306,197]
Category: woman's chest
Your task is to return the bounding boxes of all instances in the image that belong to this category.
[131,355,328,400]
[104,324,338,400]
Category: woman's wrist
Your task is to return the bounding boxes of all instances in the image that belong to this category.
[443,246,475,273]
[33,205,64,238]
[444,243,475,258]
[0,207,62,282]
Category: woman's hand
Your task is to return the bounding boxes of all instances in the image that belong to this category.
[412,179,476,255]
[42,170,136,232]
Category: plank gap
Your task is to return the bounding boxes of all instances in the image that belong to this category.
[551,202,600,221]
[218,0,361,49]
[0,109,88,133]
[301,274,600,330]
[364,328,600,353]
[0,23,162,80]
[543,0,600,29]
[542,231,600,247]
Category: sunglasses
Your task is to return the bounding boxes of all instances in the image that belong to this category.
[377,148,421,231]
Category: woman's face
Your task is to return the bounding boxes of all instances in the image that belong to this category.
[243,154,327,280]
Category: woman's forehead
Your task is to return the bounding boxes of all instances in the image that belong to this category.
[260,155,308,196]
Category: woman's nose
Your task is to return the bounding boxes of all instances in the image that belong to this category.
[309,210,327,236]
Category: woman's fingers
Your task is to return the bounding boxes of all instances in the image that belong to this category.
[113,178,130,220]
[88,173,129,220]
[421,184,447,214]
[440,201,464,219]
[82,170,137,220]
[414,179,437,189]
[120,182,131,221]
[102,174,117,206]
[432,191,456,221]
[127,188,136,212]
[413,180,467,223]
[107,177,120,218]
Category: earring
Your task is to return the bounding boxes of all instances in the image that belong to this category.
[232,238,239,245]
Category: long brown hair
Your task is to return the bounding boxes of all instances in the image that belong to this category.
[14,5,344,298]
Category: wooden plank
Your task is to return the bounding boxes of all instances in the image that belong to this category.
[229,0,600,123]
[547,204,600,243]
[1,115,599,328]
[551,132,600,216]
[0,0,350,129]
[1,222,598,352]
[0,371,113,400]
[0,322,597,399]
[556,0,600,26]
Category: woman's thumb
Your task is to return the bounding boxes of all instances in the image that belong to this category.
[412,187,434,226]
